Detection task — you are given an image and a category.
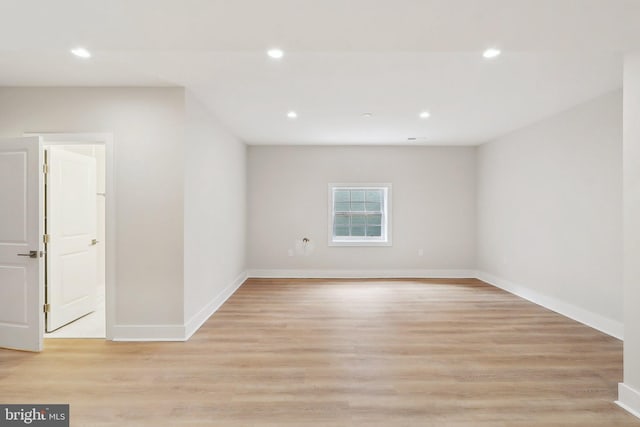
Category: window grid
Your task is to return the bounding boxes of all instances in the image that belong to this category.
[330,186,389,243]
[333,188,384,238]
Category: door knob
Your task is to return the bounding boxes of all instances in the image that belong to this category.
[17,250,39,258]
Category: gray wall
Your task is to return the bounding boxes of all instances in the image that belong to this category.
[247,145,477,275]
[184,92,247,328]
[0,87,186,329]
[621,53,640,412]
[477,90,623,334]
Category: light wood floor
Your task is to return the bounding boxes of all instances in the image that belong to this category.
[1,278,638,426]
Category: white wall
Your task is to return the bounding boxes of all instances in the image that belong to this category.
[247,145,476,276]
[477,90,623,336]
[183,92,247,335]
[619,53,640,416]
[0,87,186,331]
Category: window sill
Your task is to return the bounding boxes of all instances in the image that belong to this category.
[329,240,392,247]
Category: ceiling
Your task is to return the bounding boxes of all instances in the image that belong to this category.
[0,0,638,145]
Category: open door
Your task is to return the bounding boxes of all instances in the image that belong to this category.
[0,137,44,352]
[46,147,97,332]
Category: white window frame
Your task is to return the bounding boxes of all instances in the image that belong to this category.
[328,183,392,247]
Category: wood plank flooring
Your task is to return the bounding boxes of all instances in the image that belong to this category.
[1,278,638,426]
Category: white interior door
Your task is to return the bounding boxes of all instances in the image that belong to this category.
[0,137,44,352]
[46,147,97,332]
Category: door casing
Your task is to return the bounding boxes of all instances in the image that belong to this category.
[27,132,115,340]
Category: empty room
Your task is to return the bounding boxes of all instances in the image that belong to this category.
[1,1,640,426]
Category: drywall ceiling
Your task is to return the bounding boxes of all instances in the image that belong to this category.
[0,0,637,145]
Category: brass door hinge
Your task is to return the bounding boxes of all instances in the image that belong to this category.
[43,234,50,244]
[43,163,49,174]
[43,303,51,313]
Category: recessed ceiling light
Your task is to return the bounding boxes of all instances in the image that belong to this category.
[287,111,297,119]
[362,112,373,118]
[419,111,431,119]
[267,48,284,59]
[70,47,91,58]
[482,48,501,59]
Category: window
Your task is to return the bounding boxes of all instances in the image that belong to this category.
[328,183,392,246]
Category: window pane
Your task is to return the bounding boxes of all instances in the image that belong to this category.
[351,226,366,236]
[334,215,349,226]
[351,215,366,225]
[366,191,381,202]
[366,202,381,212]
[366,226,382,236]
[351,190,365,202]
[367,214,382,226]
[335,202,350,212]
[335,190,350,202]
[351,202,365,211]
[330,184,390,245]
[334,226,350,236]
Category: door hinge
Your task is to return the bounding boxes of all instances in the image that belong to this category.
[43,234,50,244]
[43,163,49,174]
[43,303,51,313]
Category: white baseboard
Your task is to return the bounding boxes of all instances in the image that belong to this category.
[111,324,186,341]
[184,270,248,340]
[476,270,624,340]
[112,268,624,342]
[112,271,248,341]
[247,269,476,279]
[617,383,640,419]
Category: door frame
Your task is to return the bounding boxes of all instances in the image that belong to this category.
[26,132,115,340]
